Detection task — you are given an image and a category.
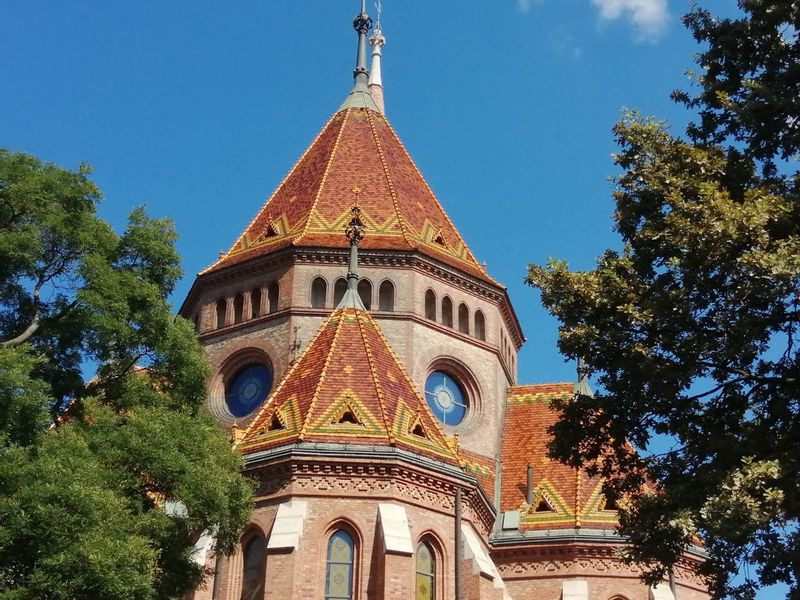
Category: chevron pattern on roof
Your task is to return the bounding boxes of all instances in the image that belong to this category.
[237,306,460,466]
[202,107,494,284]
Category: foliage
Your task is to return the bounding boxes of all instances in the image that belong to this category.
[526,2,800,598]
[0,149,253,600]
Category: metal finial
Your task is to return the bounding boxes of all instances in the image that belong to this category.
[338,205,367,310]
[345,205,365,248]
[374,0,383,29]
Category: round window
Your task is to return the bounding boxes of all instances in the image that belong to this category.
[225,364,273,417]
[424,371,468,426]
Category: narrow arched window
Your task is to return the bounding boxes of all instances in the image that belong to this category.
[251,288,262,319]
[358,279,372,310]
[268,281,279,313]
[325,530,355,600]
[425,290,436,321]
[378,280,395,311]
[415,542,435,600]
[233,294,245,324]
[216,299,227,329]
[333,277,348,307]
[474,310,486,341]
[240,535,266,600]
[458,303,469,334]
[441,297,453,328]
[311,277,327,308]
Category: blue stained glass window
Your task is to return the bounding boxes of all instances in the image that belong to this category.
[424,371,467,426]
[225,364,272,417]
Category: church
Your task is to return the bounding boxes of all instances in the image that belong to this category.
[179,4,709,599]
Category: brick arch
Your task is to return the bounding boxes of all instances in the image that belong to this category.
[321,518,363,600]
[413,348,484,432]
[207,343,278,426]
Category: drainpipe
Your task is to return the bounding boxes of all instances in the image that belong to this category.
[455,487,464,600]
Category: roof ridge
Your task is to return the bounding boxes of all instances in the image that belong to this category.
[200,111,341,275]
[363,309,460,462]
[236,308,341,447]
[299,310,348,439]
[295,108,352,245]
[381,116,485,274]
[365,110,415,250]
[354,310,394,444]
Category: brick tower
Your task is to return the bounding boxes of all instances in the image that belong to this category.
[180,3,710,599]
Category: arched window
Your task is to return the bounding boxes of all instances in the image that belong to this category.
[240,534,266,600]
[333,277,348,307]
[474,310,486,341]
[268,281,279,313]
[357,279,372,310]
[378,280,395,311]
[425,290,436,321]
[458,303,469,334]
[233,294,245,324]
[415,541,436,600]
[325,530,355,600]
[251,288,262,319]
[311,277,327,308]
[216,299,227,329]
[441,297,453,328]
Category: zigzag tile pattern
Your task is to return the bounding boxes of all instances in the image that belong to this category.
[501,384,618,531]
[202,107,494,284]
[237,306,460,467]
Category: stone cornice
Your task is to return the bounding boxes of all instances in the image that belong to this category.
[243,442,497,533]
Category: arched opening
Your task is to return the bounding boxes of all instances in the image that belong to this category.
[378,280,394,311]
[441,297,453,328]
[458,303,469,334]
[233,294,245,324]
[424,290,436,321]
[251,288,262,319]
[415,541,437,600]
[311,277,327,308]
[333,277,348,307]
[325,529,356,599]
[267,281,279,313]
[240,533,266,600]
[216,299,227,329]
[357,279,372,310]
[474,310,486,341]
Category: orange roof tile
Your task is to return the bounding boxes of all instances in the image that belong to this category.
[202,107,496,285]
[237,305,460,467]
[501,384,618,532]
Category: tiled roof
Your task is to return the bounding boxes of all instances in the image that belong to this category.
[202,107,496,285]
[500,384,618,532]
[237,305,460,467]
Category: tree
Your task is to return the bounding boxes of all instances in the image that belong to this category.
[0,149,253,600]
[526,2,799,598]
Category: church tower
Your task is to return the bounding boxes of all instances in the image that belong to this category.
[180,4,710,600]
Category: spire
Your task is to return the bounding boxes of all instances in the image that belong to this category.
[340,1,380,112]
[338,204,366,309]
[368,2,386,113]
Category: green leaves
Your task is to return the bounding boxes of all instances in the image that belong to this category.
[0,150,252,599]
[526,3,800,597]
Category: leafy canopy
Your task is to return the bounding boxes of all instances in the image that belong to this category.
[0,149,253,600]
[527,2,799,598]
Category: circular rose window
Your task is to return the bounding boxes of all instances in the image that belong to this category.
[225,364,273,417]
[424,371,468,426]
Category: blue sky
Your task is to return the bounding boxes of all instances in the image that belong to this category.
[0,2,788,596]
